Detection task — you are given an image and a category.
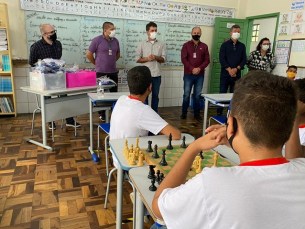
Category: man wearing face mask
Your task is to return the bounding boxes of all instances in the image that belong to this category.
[29,24,79,129]
[135,22,166,113]
[180,27,210,120]
[86,22,120,121]
[218,24,246,116]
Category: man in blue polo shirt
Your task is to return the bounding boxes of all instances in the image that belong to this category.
[218,24,246,116]
[86,22,120,121]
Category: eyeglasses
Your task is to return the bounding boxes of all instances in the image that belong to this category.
[45,30,57,35]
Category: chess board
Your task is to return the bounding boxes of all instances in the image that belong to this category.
[142,145,235,180]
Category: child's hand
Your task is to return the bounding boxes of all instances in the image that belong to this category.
[205,124,231,148]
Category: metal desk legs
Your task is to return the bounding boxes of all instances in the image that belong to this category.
[203,99,209,135]
[116,166,124,229]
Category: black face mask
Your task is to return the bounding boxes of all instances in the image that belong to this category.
[226,117,238,154]
[49,33,57,42]
[192,35,201,41]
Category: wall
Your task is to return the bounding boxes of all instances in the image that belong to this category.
[249,17,277,52]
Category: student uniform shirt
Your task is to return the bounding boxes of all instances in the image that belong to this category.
[158,158,305,229]
[299,125,305,145]
[110,95,168,140]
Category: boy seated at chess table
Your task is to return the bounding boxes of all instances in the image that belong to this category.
[152,71,305,229]
[110,65,181,167]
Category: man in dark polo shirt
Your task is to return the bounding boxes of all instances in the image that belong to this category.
[29,24,79,130]
[181,27,210,120]
[218,24,246,115]
[86,22,120,121]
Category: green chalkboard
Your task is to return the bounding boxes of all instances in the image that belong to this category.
[25,11,195,67]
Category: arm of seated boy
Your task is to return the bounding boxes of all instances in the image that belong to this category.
[159,124,181,140]
[205,124,231,148]
[152,127,225,219]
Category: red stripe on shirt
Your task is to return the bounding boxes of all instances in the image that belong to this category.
[239,157,289,166]
[128,95,141,101]
[299,124,305,128]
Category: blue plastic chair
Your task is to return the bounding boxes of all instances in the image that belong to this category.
[209,101,231,126]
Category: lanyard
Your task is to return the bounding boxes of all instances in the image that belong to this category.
[108,41,111,50]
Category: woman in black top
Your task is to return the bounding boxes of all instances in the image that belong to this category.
[246,37,276,72]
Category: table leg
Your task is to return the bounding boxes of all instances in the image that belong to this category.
[203,98,209,135]
[135,191,144,229]
[88,98,98,162]
[116,166,123,229]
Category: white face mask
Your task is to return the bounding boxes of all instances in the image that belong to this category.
[109,30,116,38]
[150,32,157,40]
[232,32,240,40]
[262,45,269,51]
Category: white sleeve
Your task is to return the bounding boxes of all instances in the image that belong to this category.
[138,106,168,135]
[158,174,210,229]
[299,129,305,146]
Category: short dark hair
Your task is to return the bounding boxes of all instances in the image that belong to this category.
[231,70,297,149]
[288,65,298,71]
[256,37,271,52]
[103,22,114,31]
[127,66,152,95]
[230,24,240,32]
[294,79,305,103]
[146,22,157,31]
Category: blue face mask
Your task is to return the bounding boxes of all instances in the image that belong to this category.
[226,117,238,154]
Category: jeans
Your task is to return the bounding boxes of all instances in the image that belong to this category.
[45,95,74,123]
[150,223,167,229]
[217,75,240,115]
[146,76,161,113]
[97,72,119,116]
[182,74,204,115]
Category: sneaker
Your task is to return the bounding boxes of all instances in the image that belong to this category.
[99,115,105,121]
[66,121,81,128]
[48,122,56,130]
[180,113,187,119]
[194,114,202,121]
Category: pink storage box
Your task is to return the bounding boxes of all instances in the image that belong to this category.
[66,71,96,88]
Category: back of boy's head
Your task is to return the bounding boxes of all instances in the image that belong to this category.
[294,79,305,103]
[288,65,297,71]
[231,71,297,149]
[127,66,152,95]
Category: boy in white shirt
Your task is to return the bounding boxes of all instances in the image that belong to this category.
[110,66,181,166]
[152,71,305,229]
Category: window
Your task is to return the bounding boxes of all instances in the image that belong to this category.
[252,24,260,42]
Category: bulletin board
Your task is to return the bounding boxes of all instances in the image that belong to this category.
[288,38,305,68]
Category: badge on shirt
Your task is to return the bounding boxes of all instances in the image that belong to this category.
[109,50,112,56]
[193,53,197,58]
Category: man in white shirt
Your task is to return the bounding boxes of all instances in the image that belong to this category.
[110,66,181,166]
[152,71,305,229]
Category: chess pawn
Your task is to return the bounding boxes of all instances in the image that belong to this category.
[137,152,144,166]
[149,177,157,191]
[213,151,219,167]
[196,158,203,173]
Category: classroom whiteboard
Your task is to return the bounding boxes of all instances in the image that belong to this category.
[288,39,305,68]
[25,11,195,67]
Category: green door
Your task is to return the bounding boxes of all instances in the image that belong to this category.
[209,17,249,93]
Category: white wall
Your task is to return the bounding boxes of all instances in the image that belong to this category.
[249,17,277,52]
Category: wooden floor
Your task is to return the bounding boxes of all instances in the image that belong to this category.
[0,106,218,229]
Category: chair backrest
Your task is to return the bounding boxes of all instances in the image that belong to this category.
[226,100,232,118]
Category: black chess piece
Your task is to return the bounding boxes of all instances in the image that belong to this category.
[152,144,160,158]
[159,149,168,166]
[158,173,164,185]
[148,165,156,179]
[167,133,173,150]
[156,170,161,182]
[180,136,187,148]
[147,140,153,152]
[199,151,204,159]
[149,177,157,191]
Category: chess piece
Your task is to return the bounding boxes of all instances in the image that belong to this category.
[135,138,140,151]
[129,153,136,165]
[158,173,164,185]
[156,170,161,182]
[196,158,203,173]
[129,144,134,154]
[149,177,157,191]
[167,133,173,150]
[213,151,219,167]
[147,140,153,152]
[137,151,144,166]
[148,165,156,179]
[199,151,204,159]
[180,136,187,148]
[159,149,168,166]
[152,144,159,158]
[192,156,200,170]
[123,140,129,155]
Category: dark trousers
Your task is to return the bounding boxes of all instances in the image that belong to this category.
[45,95,74,123]
[145,76,161,113]
[217,75,240,115]
[97,72,119,116]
